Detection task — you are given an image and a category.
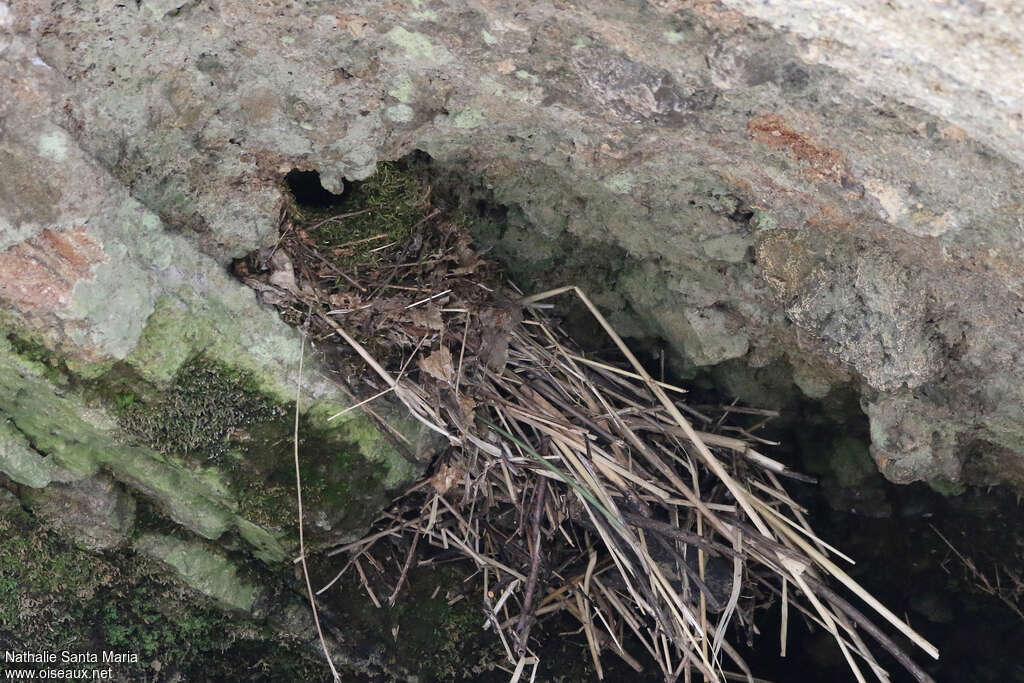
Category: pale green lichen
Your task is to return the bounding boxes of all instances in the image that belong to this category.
[36,130,69,162]
[386,27,453,65]
[515,70,539,84]
[388,77,415,103]
[0,419,66,488]
[751,211,778,231]
[0,347,102,479]
[126,296,212,383]
[386,103,415,123]
[112,450,235,539]
[135,533,259,612]
[235,519,286,564]
[605,171,636,194]
[450,107,486,129]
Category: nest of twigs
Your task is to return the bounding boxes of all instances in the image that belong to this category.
[239,195,938,682]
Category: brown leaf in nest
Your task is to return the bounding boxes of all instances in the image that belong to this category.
[451,259,485,276]
[268,250,299,292]
[457,394,476,419]
[329,292,363,309]
[478,303,522,372]
[452,235,486,275]
[429,462,463,495]
[408,304,444,331]
[418,345,455,384]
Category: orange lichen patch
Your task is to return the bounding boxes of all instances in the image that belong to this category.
[650,0,745,31]
[805,204,857,233]
[0,227,107,312]
[939,124,968,142]
[747,114,850,185]
[690,0,745,31]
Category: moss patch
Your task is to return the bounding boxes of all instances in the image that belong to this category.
[0,504,327,680]
[288,159,430,271]
[228,414,393,543]
[311,562,504,681]
[111,353,398,546]
[116,356,284,459]
[1,330,409,558]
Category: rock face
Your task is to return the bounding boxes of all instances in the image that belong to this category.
[1,0,1023,529]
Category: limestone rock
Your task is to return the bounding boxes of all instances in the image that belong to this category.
[135,533,260,613]
[1,1,1022,492]
[21,474,136,551]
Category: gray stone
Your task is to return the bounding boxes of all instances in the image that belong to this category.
[21,474,136,550]
[134,533,260,612]
[0,0,1021,495]
[866,392,962,485]
[0,487,20,514]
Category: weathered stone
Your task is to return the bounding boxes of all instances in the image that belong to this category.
[134,533,260,613]
[0,487,20,515]
[0,0,1022,490]
[865,391,961,485]
[0,419,70,488]
[21,474,136,550]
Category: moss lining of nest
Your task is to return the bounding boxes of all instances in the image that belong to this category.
[288,160,431,270]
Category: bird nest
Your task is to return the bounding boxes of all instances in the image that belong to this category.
[238,188,937,682]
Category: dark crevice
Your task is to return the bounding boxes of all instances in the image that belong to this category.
[284,169,344,208]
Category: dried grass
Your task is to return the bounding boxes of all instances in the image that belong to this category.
[241,193,939,682]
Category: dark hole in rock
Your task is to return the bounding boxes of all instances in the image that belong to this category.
[284,169,344,208]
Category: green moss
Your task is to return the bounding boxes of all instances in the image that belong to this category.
[928,476,967,497]
[134,533,259,612]
[4,332,70,384]
[108,352,403,546]
[0,343,240,539]
[229,415,394,543]
[315,563,503,681]
[0,506,220,651]
[116,356,285,459]
[290,160,430,272]
[395,577,496,680]
[0,505,327,679]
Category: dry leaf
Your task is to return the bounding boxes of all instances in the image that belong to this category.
[409,304,444,331]
[268,250,298,292]
[418,345,455,383]
[478,303,522,372]
[457,395,477,423]
[430,462,463,495]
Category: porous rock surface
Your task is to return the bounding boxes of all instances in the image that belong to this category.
[1,1,1022,499]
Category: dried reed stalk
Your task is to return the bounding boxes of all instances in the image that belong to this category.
[244,201,938,682]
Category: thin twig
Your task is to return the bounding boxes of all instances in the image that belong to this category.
[292,332,341,681]
[515,480,549,655]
